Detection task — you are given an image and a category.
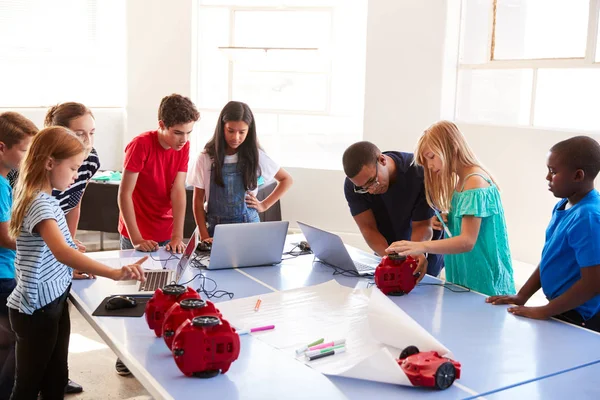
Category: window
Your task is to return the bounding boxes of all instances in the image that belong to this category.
[195,0,368,169]
[0,0,126,107]
[455,0,600,131]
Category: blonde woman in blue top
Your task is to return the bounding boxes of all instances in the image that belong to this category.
[386,121,515,296]
[7,127,147,400]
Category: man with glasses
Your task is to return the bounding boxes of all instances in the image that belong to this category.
[342,141,444,279]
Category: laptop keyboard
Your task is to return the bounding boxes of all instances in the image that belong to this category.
[139,270,171,292]
[353,260,377,272]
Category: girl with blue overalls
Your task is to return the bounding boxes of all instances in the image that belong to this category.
[188,101,293,242]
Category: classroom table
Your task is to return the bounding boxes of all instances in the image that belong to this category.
[69,238,600,400]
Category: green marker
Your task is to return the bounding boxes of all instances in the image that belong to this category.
[295,338,325,354]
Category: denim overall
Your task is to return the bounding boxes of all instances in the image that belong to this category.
[207,162,259,236]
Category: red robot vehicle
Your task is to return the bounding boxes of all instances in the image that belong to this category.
[374,254,419,295]
[172,315,240,377]
[162,298,222,350]
[144,284,200,337]
[397,345,461,390]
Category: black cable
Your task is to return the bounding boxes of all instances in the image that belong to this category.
[313,258,373,278]
[417,282,471,293]
[148,252,181,263]
[281,244,313,259]
[176,272,235,300]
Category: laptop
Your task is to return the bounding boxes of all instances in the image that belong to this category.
[115,228,198,295]
[206,221,289,270]
[297,221,380,275]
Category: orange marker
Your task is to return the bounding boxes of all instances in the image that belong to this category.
[254,298,262,312]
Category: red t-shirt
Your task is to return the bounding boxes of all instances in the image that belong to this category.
[118,130,189,242]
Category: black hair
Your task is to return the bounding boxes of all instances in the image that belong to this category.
[550,136,600,180]
[342,141,381,178]
[204,101,261,190]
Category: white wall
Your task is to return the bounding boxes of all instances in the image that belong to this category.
[0,107,124,171]
[125,0,194,144]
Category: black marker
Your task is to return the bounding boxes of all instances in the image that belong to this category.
[307,348,346,361]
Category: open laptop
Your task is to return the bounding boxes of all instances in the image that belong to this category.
[115,227,198,295]
[297,221,380,275]
[206,221,289,270]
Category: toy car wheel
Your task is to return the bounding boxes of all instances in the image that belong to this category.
[434,361,456,390]
[180,298,206,310]
[162,284,187,296]
[192,315,220,327]
[399,345,420,359]
[193,370,220,378]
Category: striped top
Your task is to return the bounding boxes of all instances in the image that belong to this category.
[7,192,76,314]
[7,148,100,214]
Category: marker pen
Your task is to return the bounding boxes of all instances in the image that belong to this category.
[295,338,325,355]
[307,347,346,361]
[308,339,346,351]
[237,325,275,335]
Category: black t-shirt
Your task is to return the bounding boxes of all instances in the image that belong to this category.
[343,151,444,276]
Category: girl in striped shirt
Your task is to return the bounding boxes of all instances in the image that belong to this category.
[7,127,146,400]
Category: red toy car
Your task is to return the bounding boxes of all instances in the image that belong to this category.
[374,254,419,295]
[162,298,222,350]
[397,345,461,390]
[145,284,200,337]
[172,315,240,377]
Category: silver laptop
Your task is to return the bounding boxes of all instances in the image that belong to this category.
[206,221,289,269]
[297,221,380,275]
[115,228,198,295]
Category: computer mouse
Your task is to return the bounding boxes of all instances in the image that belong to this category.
[105,295,137,311]
[197,240,212,252]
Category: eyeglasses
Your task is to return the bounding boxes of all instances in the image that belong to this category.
[353,162,379,194]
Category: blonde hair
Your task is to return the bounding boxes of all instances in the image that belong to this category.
[10,126,84,238]
[414,120,497,212]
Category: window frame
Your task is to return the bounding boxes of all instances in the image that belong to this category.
[195,4,335,116]
[455,0,600,127]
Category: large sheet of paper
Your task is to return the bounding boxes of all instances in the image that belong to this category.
[217,280,452,386]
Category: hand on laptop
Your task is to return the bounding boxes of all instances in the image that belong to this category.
[134,239,159,252]
[166,237,185,254]
[114,256,148,282]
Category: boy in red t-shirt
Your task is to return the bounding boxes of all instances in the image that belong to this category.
[118,94,200,254]
[115,94,199,376]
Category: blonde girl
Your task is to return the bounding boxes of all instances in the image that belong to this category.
[7,127,146,399]
[386,121,515,296]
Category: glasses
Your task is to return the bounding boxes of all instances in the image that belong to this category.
[353,162,379,194]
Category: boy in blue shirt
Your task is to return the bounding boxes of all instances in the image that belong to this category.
[488,136,600,332]
[0,112,37,398]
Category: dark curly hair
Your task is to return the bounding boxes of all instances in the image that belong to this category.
[158,94,200,128]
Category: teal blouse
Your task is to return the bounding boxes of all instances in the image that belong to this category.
[444,174,516,296]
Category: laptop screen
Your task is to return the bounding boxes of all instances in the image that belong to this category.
[174,228,198,282]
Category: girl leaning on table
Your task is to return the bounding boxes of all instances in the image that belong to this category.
[6,127,147,399]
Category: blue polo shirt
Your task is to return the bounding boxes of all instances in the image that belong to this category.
[343,151,444,276]
[540,189,600,320]
[0,175,16,279]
